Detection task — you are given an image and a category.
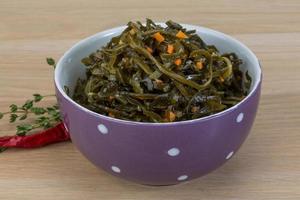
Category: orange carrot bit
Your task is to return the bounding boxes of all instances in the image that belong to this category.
[196,61,204,70]
[153,32,165,43]
[219,76,225,82]
[108,96,115,101]
[165,111,176,122]
[174,58,182,66]
[146,46,153,54]
[191,106,199,113]
[155,79,163,84]
[108,112,115,117]
[176,30,188,39]
[167,44,174,54]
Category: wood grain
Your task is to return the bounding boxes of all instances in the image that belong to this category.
[1,0,300,199]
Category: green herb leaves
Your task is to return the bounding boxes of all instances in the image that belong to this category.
[0,58,61,153]
[0,93,61,136]
[33,93,43,102]
[9,104,18,112]
[22,100,33,110]
[10,113,18,123]
[46,57,56,68]
[30,107,46,115]
[16,124,33,136]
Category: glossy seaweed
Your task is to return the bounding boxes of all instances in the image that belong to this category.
[73,19,251,122]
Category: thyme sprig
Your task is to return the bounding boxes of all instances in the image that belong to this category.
[0,58,61,152]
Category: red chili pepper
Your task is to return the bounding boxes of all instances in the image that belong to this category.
[0,122,70,149]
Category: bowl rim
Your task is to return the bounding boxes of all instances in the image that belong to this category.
[54,23,262,126]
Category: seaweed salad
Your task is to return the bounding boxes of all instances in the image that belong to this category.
[73,19,252,123]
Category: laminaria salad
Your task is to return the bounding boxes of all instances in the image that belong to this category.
[72,19,252,123]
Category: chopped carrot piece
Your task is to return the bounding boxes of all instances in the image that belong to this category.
[167,44,174,54]
[153,32,165,43]
[108,96,114,101]
[169,111,176,122]
[166,111,176,122]
[108,112,115,117]
[196,61,203,70]
[155,79,163,84]
[176,30,188,39]
[146,46,153,54]
[191,106,199,113]
[219,76,225,82]
[174,58,182,66]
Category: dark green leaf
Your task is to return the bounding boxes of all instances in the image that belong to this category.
[9,114,18,123]
[19,114,27,120]
[30,107,46,115]
[9,104,18,112]
[22,100,33,110]
[46,57,55,66]
[36,116,49,123]
[33,94,43,102]
[41,121,51,129]
[46,107,59,116]
[16,124,33,135]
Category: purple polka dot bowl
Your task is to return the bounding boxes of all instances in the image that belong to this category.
[54,24,262,186]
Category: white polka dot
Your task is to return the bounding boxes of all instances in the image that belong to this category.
[167,148,180,156]
[111,166,121,173]
[236,113,244,123]
[97,124,108,134]
[67,58,72,63]
[226,151,234,160]
[177,175,188,181]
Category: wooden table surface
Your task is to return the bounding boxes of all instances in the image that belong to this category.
[1,0,300,199]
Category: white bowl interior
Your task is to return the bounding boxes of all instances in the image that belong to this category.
[55,24,261,100]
